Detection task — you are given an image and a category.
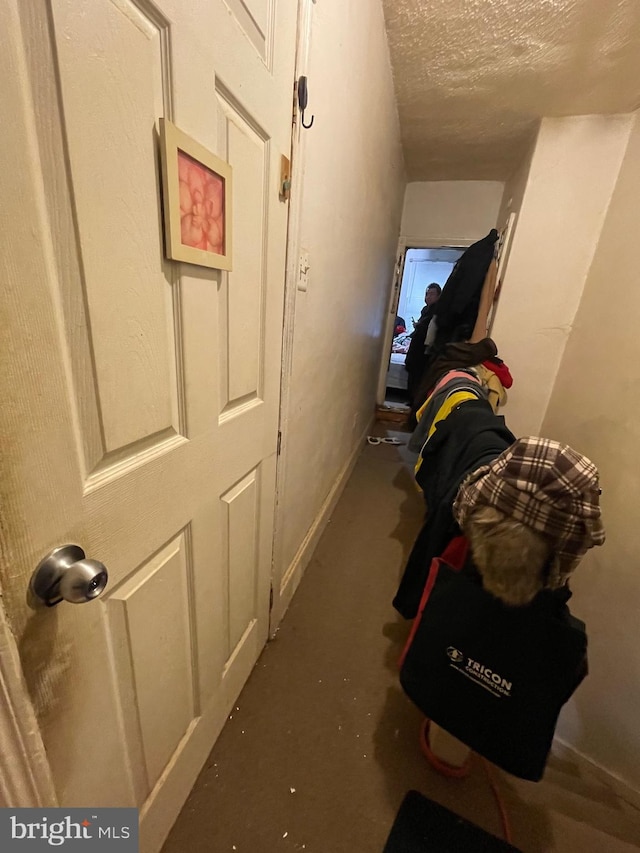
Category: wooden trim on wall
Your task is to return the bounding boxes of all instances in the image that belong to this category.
[0,600,57,808]
[270,0,315,634]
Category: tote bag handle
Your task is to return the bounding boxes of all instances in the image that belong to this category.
[398,536,469,669]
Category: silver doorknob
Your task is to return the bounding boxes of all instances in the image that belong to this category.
[30,545,108,607]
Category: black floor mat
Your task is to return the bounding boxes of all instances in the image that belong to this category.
[383,791,522,852]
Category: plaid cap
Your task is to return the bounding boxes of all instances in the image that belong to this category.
[453,437,605,576]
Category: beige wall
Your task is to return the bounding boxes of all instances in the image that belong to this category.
[401,181,504,245]
[496,134,536,228]
[491,115,633,437]
[275,1,405,604]
[542,111,640,792]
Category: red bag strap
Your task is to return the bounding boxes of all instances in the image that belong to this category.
[440,535,469,570]
[398,558,440,669]
[397,536,469,670]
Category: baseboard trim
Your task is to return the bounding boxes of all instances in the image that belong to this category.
[272,417,374,633]
[552,736,640,811]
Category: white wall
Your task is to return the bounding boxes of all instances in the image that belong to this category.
[496,134,536,228]
[273,0,405,614]
[490,115,633,437]
[397,258,455,325]
[401,181,504,245]
[542,111,640,793]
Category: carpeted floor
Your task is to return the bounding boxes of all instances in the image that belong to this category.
[162,425,640,853]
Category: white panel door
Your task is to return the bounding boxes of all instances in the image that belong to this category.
[0,0,296,850]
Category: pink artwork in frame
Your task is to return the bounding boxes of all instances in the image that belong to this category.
[159,118,233,271]
[178,149,225,255]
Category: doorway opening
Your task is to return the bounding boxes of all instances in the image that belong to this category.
[383,246,465,409]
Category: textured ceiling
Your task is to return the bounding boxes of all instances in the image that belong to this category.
[382,0,640,180]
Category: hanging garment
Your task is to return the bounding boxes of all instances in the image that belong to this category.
[404,305,437,404]
[474,363,507,413]
[411,386,489,459]
[408,369,485,454]
[393,400,515,619]
[399,556,588,781]
[483,356,513,389]
[425,367,482,400]
[432,229,499,346]
[411,337,498,422]
[415,390,488,465]
[424,315,438,348]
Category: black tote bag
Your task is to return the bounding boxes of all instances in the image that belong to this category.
[400,560,588,781]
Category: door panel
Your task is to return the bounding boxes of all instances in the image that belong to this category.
[107,530,196,793]
[51,0,180,456]
[225,0,274,63]
[222,470,259,656]
[0,0,297,849]
[216,91,267,409]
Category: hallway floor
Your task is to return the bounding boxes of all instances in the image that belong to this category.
[163,426,640,853]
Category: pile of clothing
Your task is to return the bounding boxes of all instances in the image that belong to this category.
[395,413,605,780]
[395,394,516,618]
[392,239,606,779]
[408,351,513,456]
[395,360,604,619]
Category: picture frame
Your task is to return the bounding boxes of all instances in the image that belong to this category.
[159,118,233,271]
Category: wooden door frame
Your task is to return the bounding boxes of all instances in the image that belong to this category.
[269,0,315,632]
[0,588,57,807]
[0,0,57,809]
[375,244,406,405]
[271,0,364,636]
[487,211,517,335]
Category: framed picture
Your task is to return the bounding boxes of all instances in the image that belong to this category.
[159,118,232,270]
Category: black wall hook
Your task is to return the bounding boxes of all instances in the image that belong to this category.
[297,76,314,129]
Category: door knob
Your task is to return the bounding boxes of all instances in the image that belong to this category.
[30,545,108,607]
